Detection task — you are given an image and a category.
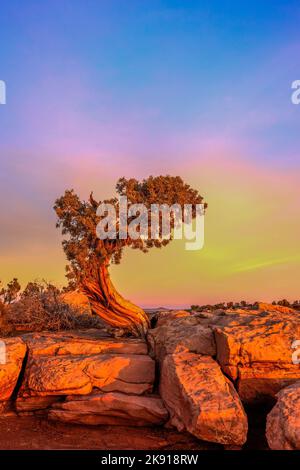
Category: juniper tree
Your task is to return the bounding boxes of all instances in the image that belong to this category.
[54,176,206,336]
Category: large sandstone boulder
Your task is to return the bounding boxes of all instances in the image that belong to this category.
[148,315,216,363]
[160,352,248,446]
[266,382,300,450]
[214,309,300,402]
[17,331,154,408]
[49,392,168,426]
[0,337,27,408]
[19,353,154,398]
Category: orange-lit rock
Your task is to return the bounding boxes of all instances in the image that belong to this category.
[214,310,300,402]
[19,353,155,398]
[49,392,168,426]
[155,310,191,327]
[266,382,300,450]
[22,330,148,357]
[61,290,92,314]
[148,316,216,363]
[0,337,27,404]
[258,303,297,314]
[159,352,248,446]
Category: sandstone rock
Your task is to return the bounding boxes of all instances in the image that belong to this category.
[237,364,300,403]
[22,330,148,356]
[0,337,27,404]
[214,310,300,403]
[148,316,216,363]
[159,352,248,446]
[258,302,297,314]
[16,396,62,412]
[0,402,8,413]
[155,310,191,327]
[19,353,155,398]
[266,382,300,450]
[49,392,168,426]
[61,290,92,314]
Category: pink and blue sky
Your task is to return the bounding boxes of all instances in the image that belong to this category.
[0,0,300,307]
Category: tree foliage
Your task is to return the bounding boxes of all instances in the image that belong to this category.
[0,278,21,304]
[54,175,206,335]
[54,175,207,286]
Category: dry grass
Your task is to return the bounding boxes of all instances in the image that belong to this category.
[1,283,103,335]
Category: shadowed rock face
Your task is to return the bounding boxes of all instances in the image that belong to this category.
[0,338,27,405]
[159,352,248,446]
[266,382,300,450]
[16,396,62,412]
[49,392,168,426]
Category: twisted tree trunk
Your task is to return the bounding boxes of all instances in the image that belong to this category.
[81,262,149,337]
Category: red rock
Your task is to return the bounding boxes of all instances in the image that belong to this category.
[49,392,168,426]
[214,310,300,402]
[19,353,155,397]
[22,330,148,356]
[16,396,62,412]
[258,303,297,314]
[155,310,191,327]
[0,337,27,404]
[61,290,92,314]
[159,352,248,446]
[266,382,300,450]
[148,316,216,363]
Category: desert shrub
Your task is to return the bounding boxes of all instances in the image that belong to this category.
[8,281,104,332]
[190,305,200,311]
[0,278,21,304]
[278,299,290,307]
[0,301,12,336]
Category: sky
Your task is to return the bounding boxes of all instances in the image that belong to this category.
[0,0,300,307]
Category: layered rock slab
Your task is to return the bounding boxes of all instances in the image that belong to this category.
[17,331,154,410]
[49,392,168,426]
[266,382,300,450]
[21,330,148,356]
[18,353,155,398]
[160,352,248,446]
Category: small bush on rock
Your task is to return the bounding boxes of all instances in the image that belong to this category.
[7,281,103,333]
